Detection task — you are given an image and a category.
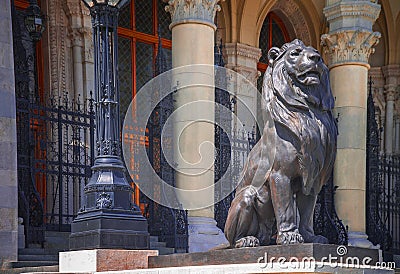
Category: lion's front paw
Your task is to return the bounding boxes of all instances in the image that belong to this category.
[276,230,304,245]
[235,236,260,248]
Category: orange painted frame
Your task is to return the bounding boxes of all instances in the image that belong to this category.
[257,12,290,73]
[117,0,172,207]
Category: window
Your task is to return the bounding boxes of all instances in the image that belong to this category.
[257,12,290,91]
[118,0,172,119]
[118,0,172,206]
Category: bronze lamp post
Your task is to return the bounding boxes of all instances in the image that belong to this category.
[70,0,149,250]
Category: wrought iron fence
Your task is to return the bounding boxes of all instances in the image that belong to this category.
[366,77,399,255]
[140,29,189,252]
[16,94,95,241]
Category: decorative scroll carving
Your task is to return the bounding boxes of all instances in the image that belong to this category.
[96,192,113,209]
[165,0,222,28]
[271,0,311,46]
[321,30,381,68]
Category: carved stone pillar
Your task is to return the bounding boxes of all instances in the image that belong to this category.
[81,25,94,100]
[321,0,381,248]
[224,43,261,132]
[382,65,400,154]
[395,115,400,154]
[70,28,84,98]
[165,0,228,252]
[384,88,395,154]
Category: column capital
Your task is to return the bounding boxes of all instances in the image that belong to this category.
[384,85,396,101]
[223,43,262,85]
[164,0,222,30]
[323,0,381,33]
[224,43,262,63]
[321,30,380,68]
[69,28,85,47]
[382,64,400,80]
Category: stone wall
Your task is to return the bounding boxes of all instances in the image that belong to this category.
[0,0,18,267]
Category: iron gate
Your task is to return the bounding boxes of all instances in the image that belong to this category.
[16,94,95,239]
[366,77,400,255]
[141,31,189,252]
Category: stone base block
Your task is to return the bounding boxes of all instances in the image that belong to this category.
[149,243,380,268]
[93,262,394,273]
[188,216,228,252]
[348,231,377,249]
[70,209,149,250]
[59,249,158,273]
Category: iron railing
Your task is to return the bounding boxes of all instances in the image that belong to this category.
[366,76,399,255]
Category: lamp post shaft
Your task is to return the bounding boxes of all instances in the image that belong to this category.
[70,1,149,250]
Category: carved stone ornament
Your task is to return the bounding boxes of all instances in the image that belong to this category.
[384,85,396,102]
[165,0,222,29]
[321,29,381,68]
[96,192,113,209]
[224,43,262,84]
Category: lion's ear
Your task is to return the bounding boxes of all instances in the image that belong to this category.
[268,47,280,66]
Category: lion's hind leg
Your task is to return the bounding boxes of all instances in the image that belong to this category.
[224,186,261,247]
[297,191,328,244]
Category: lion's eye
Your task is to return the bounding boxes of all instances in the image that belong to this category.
[290,49,301,56]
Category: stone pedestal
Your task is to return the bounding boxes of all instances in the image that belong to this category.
[70,209,149,250]
[187,217,228,253]
[148,244,381,269]
[322,0,381,248]
[59,249,158,273]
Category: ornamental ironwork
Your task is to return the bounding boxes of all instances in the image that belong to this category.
[143,27,189,252]
[366,76,398,254]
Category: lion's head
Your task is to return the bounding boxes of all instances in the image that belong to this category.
[262,39,334,113]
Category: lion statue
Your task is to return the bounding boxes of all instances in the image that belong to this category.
[224,39,338,247]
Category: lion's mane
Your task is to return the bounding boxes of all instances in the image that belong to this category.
[262,40,338,195]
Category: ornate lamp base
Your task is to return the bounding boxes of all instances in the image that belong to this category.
[70,156,149,250]
[70,209,149,250]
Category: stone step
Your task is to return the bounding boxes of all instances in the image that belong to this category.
[156,247,175,255]
[18,247,60,256]
[44,231,70,252]
[44,230,70,238]
[150,241,167,248]
[6,261,59,268]
[18,248,46,255]
[150,236,159,242]
[18,254,59,261]
[175,248,187,253]
[1,265,59,274]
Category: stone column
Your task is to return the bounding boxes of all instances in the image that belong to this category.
[384,88,395,154]
[224,43,261,133]
[0,0,18,267]
[321,0,381,248]
[70,29,84,98]
[395,115,400,154]
[81,15,94,100]
[165,0,228,252]
[382,65,400,154]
